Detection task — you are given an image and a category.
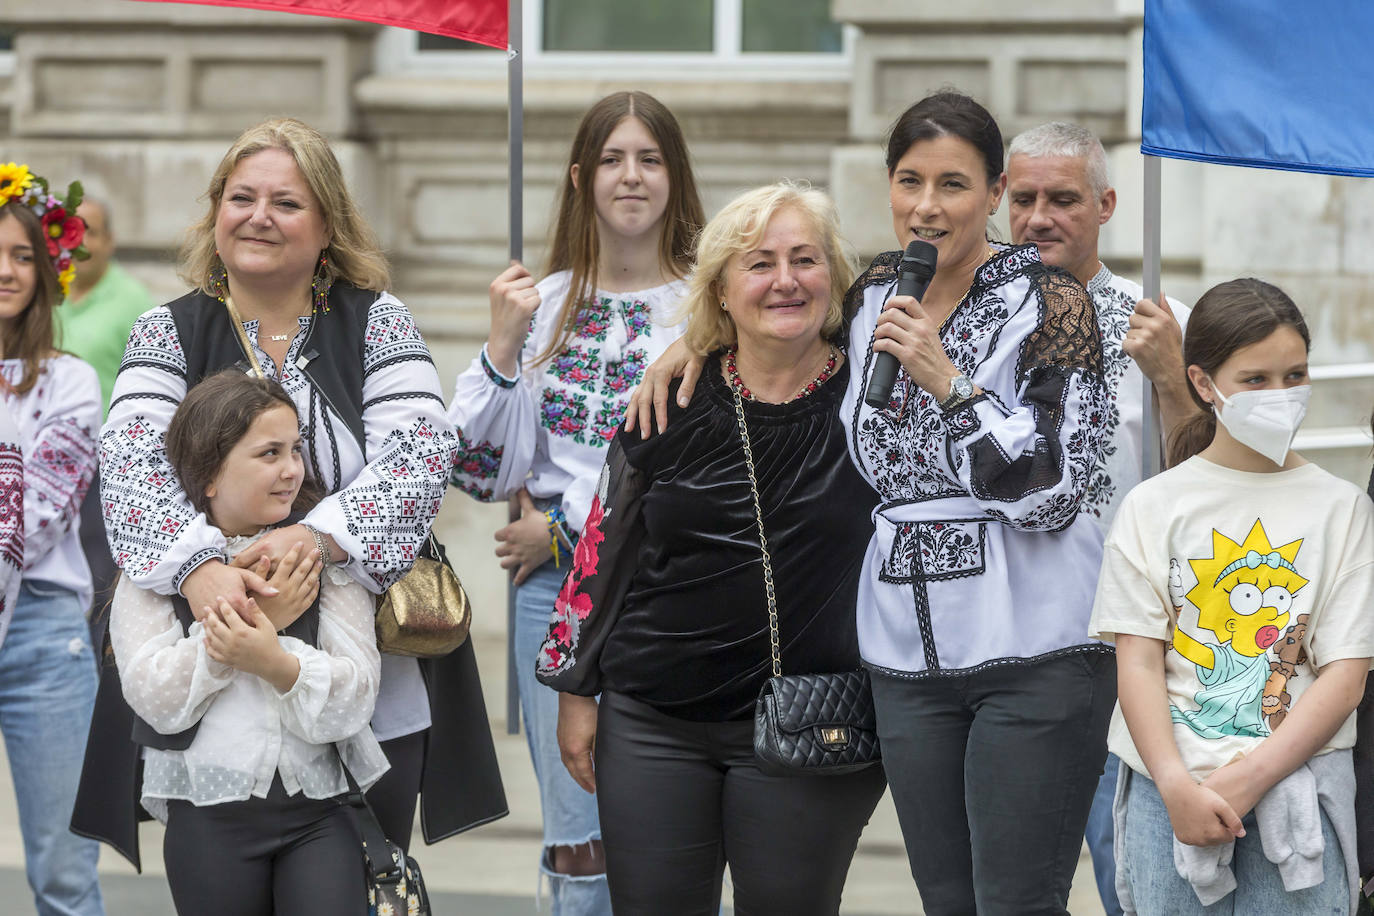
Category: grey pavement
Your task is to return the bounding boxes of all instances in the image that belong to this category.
[0,494,1108,913]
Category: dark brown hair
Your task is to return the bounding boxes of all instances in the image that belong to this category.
[0,203,61,395]
[538,91,705,366]
[165,370,320,521]
[887,90,1004,183]
[1168,278,1311,466]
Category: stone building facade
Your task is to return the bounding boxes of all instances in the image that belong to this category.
[2,0,1370,491]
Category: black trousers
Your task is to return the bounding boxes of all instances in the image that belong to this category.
[594,690,887,916]
[871,650,1116,916]
[163,777,364,916]
[366,728,426,853]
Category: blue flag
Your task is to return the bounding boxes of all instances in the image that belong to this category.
[1142,1,1374,177]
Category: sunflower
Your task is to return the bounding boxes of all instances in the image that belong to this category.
[57,264,75,298]
[0,164,33,204]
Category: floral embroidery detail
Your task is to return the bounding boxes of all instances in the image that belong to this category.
[451,431,503,501]
[538,483,608,676]
[572,297,614,342]
[549,345,599,392]
[1080,272,1135,520]
[622,299,653,342]
[541,388,590,443]
[603,348,647,396]
[882,520,986,583]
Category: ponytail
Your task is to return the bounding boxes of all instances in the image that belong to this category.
[1167,409,1216,467]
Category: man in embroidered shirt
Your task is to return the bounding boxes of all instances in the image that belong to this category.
[1007,121,1201,916]
[59,197,154,615]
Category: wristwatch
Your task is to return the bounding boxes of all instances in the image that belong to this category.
[938,373,975,411]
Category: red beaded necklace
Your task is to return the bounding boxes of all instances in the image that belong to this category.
[725,344,839,403]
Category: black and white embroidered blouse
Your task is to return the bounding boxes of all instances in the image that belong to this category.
[841,244,1111,678]
[100,292,456,598]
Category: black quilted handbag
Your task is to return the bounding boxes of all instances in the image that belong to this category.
[731,388,882,777]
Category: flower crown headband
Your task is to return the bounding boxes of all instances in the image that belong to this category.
[0,163,88,298]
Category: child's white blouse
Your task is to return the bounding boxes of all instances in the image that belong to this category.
[110,530,389,822]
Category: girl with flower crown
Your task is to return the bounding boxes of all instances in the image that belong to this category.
[0,166,104,915]
[447,90,703,913]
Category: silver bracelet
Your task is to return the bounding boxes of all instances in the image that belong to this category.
[302,524,332,569]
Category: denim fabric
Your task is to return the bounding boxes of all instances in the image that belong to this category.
[1086,751,1125,916]
[871,650,1116,916]
[0,581,103,916]
[515,561,610,916]
[1119,766,1348,914]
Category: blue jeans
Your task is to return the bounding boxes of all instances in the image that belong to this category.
[0,581,103,916]
[515,561,610,916]
[1086,752,1124,916]
[1119,766,1348,914]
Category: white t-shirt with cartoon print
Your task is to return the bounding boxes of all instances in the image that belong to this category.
[1089,455,1374,782]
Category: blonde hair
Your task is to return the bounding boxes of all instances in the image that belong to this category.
[179,117,390,294]
[681,181,854,355]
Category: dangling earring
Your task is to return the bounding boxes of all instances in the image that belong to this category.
[311,252,333,314]
[208,257,229,302]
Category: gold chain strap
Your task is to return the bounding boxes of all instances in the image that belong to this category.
[222,295,267,379]
[731,387,783,678]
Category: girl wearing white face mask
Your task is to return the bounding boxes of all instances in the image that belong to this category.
[1088,278,1374,914]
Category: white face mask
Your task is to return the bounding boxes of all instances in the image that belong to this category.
[1209,382,1311,466]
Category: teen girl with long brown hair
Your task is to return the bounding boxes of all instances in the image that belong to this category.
[448,90,703,913]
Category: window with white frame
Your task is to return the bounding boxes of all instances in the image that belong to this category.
[395,0,844,72]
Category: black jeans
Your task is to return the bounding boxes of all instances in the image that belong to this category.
[163,776,364,916]
[594,690,887,916]
[871,649,1116,916]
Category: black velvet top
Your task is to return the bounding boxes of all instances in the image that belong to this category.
[595,357,878,722]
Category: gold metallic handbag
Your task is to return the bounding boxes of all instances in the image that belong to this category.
[375,534,471,658]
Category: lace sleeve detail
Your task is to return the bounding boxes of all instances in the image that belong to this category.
[1021,265,1104,381]
[842,251,901,326]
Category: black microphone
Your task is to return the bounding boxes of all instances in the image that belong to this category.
[863,240,938,408]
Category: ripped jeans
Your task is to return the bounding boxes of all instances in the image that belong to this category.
[0,580,103,916]
[515,561,611,915]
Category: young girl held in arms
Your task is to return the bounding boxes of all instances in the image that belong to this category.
[112,370,387,916]
[1090,278,1374,914]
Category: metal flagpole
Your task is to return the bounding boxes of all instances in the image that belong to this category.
[505,0,523,736]
[1140,153,1163,481]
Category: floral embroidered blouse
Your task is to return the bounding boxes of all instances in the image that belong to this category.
[0,400,25,647]
[448,271,687,534]
[842,244,1110,678]
[2,356,99,612]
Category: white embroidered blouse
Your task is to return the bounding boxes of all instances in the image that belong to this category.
[448,271,687,533]
[843,245,1111,677]
[1,356,100,611]
[111,532,388,823]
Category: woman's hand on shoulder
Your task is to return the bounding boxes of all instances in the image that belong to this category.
[486,261,541,377]
[872,295,961,398]
[624,337,705,439]
[182,559,277,624]
[557,693,599,794]
[1157,771,1245,847]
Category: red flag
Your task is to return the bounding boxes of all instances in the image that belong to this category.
[136,0,507,49]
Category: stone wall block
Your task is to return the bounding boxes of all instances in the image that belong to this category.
[851,33,1129,144]
[1201,168,1342,276]
[1339,178,1374,275]
[1098,147,1204,265]
[13,30,366,137]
